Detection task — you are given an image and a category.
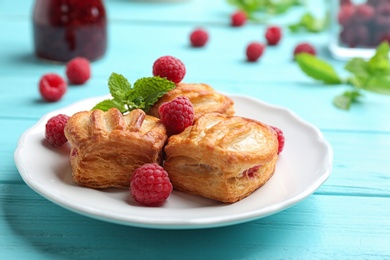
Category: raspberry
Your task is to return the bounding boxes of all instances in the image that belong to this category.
[271,126,285,154]
[45,114,70,147]
[190,28,209,47]
[39,73,67,102]
[66,57,91,85]
[158,96,194,135]
[231,10,247,27]
[293,42,316,57]
[242,165,262,178]
[152,56,186,84]
[265,26,282,46]
[130,163,173,206]
[337,4,355,26]
[340,24,369,47]
[245,42,265,62]
[355,4,375,23]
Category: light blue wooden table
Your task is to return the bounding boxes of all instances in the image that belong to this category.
[1,0,390,259]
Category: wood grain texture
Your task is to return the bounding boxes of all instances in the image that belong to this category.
[1,0,390,259]
[1,184,390,259]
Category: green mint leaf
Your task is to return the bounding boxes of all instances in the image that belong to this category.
[108,73,132,100]
[296,53,343,84]
[130,77,175,112]
[227,0,301,20]
[345,58,369,77]
[333,90,362,110]
[364,76,390,95]
[288,12,328,33]
[92,99,126,112]
[367,42,390,75]
[347,75,366,89]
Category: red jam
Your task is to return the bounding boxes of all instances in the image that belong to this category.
[33,0,107,62]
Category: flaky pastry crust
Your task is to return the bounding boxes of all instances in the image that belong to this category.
[148,83,235,120]
[64,108,167,189]
[164,113,279,203]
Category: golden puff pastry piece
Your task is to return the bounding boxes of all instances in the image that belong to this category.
[163,112,279,203]
[148,83,235,120]
[64,108,167,189]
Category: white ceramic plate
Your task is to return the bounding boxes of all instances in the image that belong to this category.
[14,95,333,229]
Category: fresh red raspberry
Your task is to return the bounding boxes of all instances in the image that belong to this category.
[355,4,375,23]
[158,96,194,135]
[340,24,369,47]
[242,165,262,178]
[265,26,282,46]
[337,4,355,26]
[66,57,91,85]
[231,10,247,27]
[340,0,352,5]
[130,163,173,206]
[271,126,285,154]
[245,42,265,62]
[39,73,67,102]
[293,42,316,57]
[152,56,186,84]
[190,28,209,47]
[45,114,70,147]
[376,3,390,27]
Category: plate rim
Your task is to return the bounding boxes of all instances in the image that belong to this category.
[14,94,333,229]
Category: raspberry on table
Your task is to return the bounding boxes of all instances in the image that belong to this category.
[45,114,70,147]
[293,42,316,58]
[66,57,91,85]
[190,28,209,47]
[231,10,247,27]
[158,96,194,135]
[130,163,173,206]
[152,56,186,84]
[265,26,282,46]
[39,73,67,102]
[246,42,265,62]
[271,126,285,154]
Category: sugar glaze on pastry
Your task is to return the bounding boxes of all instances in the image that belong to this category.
[64,108,167,189]
[163,112,279,203]
[148,82,235,120]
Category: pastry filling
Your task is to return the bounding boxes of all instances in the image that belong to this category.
[240,165,262,178]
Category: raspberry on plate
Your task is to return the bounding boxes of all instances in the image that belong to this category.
[190,28,209,47]
[39,73,67,102]
[271,126,285,154]
[265,26,282,46]
[159,96,194,135]
[293,42,316,58]
[66,57,91,85]
[246,42,265,62]
[231,10,247,27]
[45,114,70,147]
[130,163,173,206]
[152,56,186,84]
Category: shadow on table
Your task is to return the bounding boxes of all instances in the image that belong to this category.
[2,183,322,259]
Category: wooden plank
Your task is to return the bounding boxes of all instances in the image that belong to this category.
[1,183,389,259]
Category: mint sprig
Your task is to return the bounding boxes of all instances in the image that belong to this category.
[93,73,175,113]
[296,53,343,84]
[227,0,302,21]
[288,12,329,33]
[295,42,390,110]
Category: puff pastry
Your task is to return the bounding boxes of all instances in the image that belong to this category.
[64,108,167,189]
[148,83,235,120]
[163,112,279,203]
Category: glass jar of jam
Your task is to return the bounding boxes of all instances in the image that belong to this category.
[329,0,390,60]
[33,0,107,62]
